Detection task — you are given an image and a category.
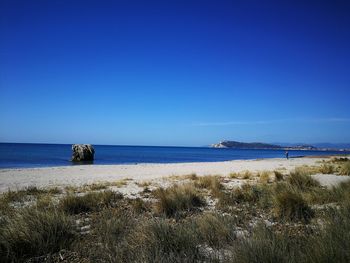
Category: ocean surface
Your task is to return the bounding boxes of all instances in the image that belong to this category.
[0,143,348,169]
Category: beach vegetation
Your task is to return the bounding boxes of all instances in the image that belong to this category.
[331,157,349,163]
[84,183,108,191]
[258,171,271,183]
[153,184,205,217]
[109,179,129,188]
[217,183,269,208]
[183,173,198,180]
[232,224,300,263]
[59,190,123,214]
[274,170,284,181]
[0,186,61,204]
[3,160,350,262]
[194,175,223,197]
[229,172,240,178]
[242,170,254,179]
[194,213,236,248]
[339,161,350,175]
[0,207,75,262]
[287,169,320,190]
[302,201,350,262]
[129,219,201,262]
[318,163,335,174]
[273,187,314,222]
[136,181,152,187]
[294,165,320,175]
[130,197,151,213]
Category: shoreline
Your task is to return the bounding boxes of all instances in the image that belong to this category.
[0,154,344,171]
[0,156,340,193]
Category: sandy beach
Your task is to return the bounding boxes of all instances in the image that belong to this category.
[0,156,345,193]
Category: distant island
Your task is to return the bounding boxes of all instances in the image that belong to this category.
[211,140,348,151]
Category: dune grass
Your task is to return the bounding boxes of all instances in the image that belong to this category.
[339,161,350,175]
[274,170,284,181]
[217,183,271,210]
[194,213,236,248]
[153,184,205,217]
[0,186,61,204]
[194,175,223,197]
[258,171,271,184]
[242,170,254,179]
[59,190,123,214]
[287,169,320,191]
[2,163,350,263]
[304,202,350,262]
[318,163,335,174]
[0,207,75,262]
[131,219,201,262]
[273,187,314,222]
[232,224,301,263]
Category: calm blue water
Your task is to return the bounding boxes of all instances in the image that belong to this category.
[0,143,348,169]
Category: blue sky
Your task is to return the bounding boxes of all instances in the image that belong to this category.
[1,0,349,146]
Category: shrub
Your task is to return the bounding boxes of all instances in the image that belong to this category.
[195,213,236,248]
[229,172,239,178]
[59,190,123,214]
[0,189,27,204]
[339,161,350,175]
[130,219,201,262]
[194,175,223,197]
[0,186,62,205]
[331,157,349,163]
[130,198,150,213]
[86,183,108,191]
[242,171,253,179]
[287,170,320,191]
[305,203,350,262]
[274,170,284,181]
[318,164,335,174]
[233,225,300,263]
[0,207,75,262]
[153,184,205,217]
[185,173,198,180]
[77,209,134,262]
[217,184,270,208]
[273,189,314,222]
[136,181,152,187]
[330,181,350,203]
[259,171,271,184]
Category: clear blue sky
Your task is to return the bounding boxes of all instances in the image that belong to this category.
[1,0,349,146]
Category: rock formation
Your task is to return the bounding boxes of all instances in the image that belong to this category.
[71,144,95,162]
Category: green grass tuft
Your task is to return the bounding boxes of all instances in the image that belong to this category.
[194,175,223,197]
[0,207,75,262]
[273,188,314,222]
[318,163,335,174]
[274,170,284,181]
[153,184,205,217]
[339,161,350,175]
[195,213,236,248]
[287,170,320,191]
[59,190,123,214]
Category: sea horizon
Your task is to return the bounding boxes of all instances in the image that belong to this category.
[1,142,348,169]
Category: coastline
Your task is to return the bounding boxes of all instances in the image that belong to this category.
[0,156,339,193]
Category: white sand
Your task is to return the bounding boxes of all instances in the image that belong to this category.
[0,157,335,193]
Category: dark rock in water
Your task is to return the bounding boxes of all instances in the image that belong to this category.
[71,144,94,162]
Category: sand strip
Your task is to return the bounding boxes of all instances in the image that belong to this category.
[0,157,337,193]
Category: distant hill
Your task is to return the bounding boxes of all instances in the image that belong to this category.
[211,140,282,149]
[274,142,350,150]
[211,140,320,150]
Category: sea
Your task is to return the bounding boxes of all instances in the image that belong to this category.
[0,143,348,169]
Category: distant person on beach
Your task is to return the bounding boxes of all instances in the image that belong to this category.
[285,151,289,159]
